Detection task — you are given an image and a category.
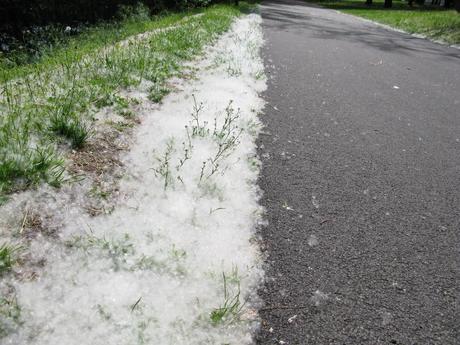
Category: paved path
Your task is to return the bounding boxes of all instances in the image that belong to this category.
[256,1,460,344]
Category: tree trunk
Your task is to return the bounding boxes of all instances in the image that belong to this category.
[384,0,393,7]
[235,0,239,5]
[366,0,372,5]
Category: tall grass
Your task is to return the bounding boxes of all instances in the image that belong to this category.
[0,5,197,82]
[0,4,243,198]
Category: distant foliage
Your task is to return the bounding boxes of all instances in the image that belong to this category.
[0,1,215,37]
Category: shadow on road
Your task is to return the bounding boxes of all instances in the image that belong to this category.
[261,0,460,61]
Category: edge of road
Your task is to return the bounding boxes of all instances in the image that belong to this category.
[303,1,460,50]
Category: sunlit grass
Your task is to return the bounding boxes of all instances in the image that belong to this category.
[308,0,460,43]
[0,6,198,82]
[0,4,245,198]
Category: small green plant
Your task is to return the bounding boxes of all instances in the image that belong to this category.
[248,155,260,172]
[35,148,67,187]
[176,135,193,171]
[205,100,243,179]
[118,109,136,119]
[135,255,167,271]
[244,118,261,138]
[136,318,156,345]
[96,304,112,321]
[113,95,130,110]
[171,245,187,261]
[0,195,9,206]
[89,185,111,200]
[153,97,246,187]
[0,295,22,338]
[226,265,241,285]
[66,233,134,270]
[210,272,245,325]
[148,84,170,103]
[254,69,265,80]
[189,95,209,138]
[112,94,138,119]
[49,114,91,149]
[226,64,242,77]
[106,120,134,132]
[0,146,65,194]
[153,139,175,190]
[0,243,20,275]
[135,254,187,277]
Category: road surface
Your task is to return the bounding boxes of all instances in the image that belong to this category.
[256,1,460,344]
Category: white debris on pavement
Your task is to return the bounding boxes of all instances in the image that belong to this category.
[308,234,319,247]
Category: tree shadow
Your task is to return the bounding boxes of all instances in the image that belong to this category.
[261,0,460,61]
[307,0,452,12]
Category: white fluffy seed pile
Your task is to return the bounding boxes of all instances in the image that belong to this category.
[2,13,266,345]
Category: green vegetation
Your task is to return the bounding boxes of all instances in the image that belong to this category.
[66,233,188,275]
[152,98,244,192]
[0,3,250,198]
[0,6,197,81]
[0,1,214,41]
[0,243,20,275]
[308,0,460,44]
[210,272,245,325]
[0,295,21,338]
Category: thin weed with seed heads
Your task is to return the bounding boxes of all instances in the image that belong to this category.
[152,139,175,190]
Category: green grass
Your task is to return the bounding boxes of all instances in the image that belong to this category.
[0,295,21,338]
[0,6,197,82]
[0,3,252,198]
[0,243,20,275]
[307,0,460,44]
[210,272,245,325]
[148,84,171,103]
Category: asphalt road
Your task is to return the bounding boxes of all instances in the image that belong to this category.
[256,1,460,344]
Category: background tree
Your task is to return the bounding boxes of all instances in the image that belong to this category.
[0,0,216,37]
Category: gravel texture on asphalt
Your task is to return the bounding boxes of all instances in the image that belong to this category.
[256,1,460,344]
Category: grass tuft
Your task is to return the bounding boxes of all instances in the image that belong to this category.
[0,295,22,337]
[0,243,20,275]
[0,146,65,193]
[210,272,245,325]
[49,115,91,149]
[148,84,171,103]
